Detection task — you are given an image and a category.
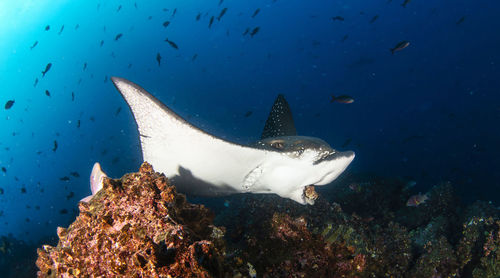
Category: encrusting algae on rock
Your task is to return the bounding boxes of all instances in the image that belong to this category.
[36,162,226,277]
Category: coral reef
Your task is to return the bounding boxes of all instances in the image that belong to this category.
[35,164,500,277]
[36,162,226,277]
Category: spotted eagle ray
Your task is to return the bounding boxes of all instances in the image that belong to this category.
[110,77,354,205]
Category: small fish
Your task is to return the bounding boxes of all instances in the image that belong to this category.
[217,7,228,21]
[4,100,14,110]
[456,16,465,25]
[165,38,179,49]
[172,8,177,17]
[53,140,58,152]
[341,138,352,148]
[117,5,122,12]
[242,28,250,35]
[401,0,411,8]
[244,111,253,117]
[219,0,224,6]
[250,27,260,37]
[156,53,161,66]
[59,209,68,214]
[41,63,52,77]
[83,62,87,71]
[192,54,198,61]
[134,2,138,9]
[21,187,27,193]
[66,191,75,200]
[75,24,79,30]
[1,167,6,173]
[330,95,354,104]
[45,25,50,31]
[341,34,349,42]
[390,41,410,54]
[58,25,64,35]
[331,16,344,21]
[104,75,108,83]
[370,15,379,23]
[77,120,81,128]
[148,15,153,20]
[70,171,80,178]
[45,90,51,97]
[209,16,214,28]
[115,107,122,116]
[59,176,70,181]
[252,8,260,18]
[406,193,428,207]
[196,13,201,21]
[404,180,417,190]
[71,91,75,101]
[0,188,3,194]
[100,40,104,47]
[30,41,38,50]
[114,33,123,41]
[34,78,39,87]
[163,21,170,27]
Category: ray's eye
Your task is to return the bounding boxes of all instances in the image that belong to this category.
[270,140,285,150]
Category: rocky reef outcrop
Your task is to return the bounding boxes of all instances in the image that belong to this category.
[36,162,226,277]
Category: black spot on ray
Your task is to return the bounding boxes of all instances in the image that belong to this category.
[261,94,297,139]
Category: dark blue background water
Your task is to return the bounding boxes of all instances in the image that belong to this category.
[1,0,499,241]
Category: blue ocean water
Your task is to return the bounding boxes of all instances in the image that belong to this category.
[0,0,499,244]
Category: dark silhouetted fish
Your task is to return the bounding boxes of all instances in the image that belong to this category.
[217,8,228,21]
[156,53,161,66]
[331,16,344,21]
[75,24,79,30]
[53,140,58,152]
[370,15,379,23]
[77,119,80,128]
[148,15,152,20]
[250,27,260,37]
[104,75,108,83]
[34,78,39,87]
[163,21,170,27]
[341,138,352,148]
[390,41,410,54]
[1,167,6,173]
[66,191,75,200]
[402,0,411,7]
[59,176,70,181]
[83,62,87,71]
[114,33,123,41]
[5,100,14,110]
[330,95,354,104]
[252,8,260,18]
[70,171,80,178]
[21,187,27,193]
[45,90,51,97]
[341,34,349,42]
[244,111,253,117]
[58,25,64,35]
[192,54,198,61]
[72,92,75,101]
[100,40,104,47]
[196,13,201,21]
[117,5,122,12]
[0,188,3,194]
[45,25,50,31]
[209,16,214,28]
[172,8,177,17]
[219,0,223,6]
[30,41,38,50]
[41,63,52,77]
[456,16,465,25]
[165,38,178,49]
[60,209,68,214]
[115,107,122,116]
[242,28,250,35]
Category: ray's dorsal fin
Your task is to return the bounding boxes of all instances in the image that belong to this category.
[261,94,297,139]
